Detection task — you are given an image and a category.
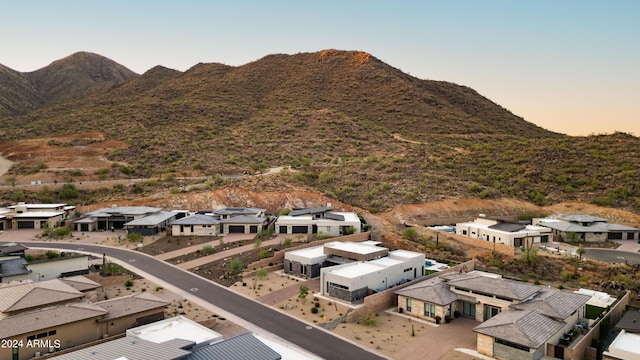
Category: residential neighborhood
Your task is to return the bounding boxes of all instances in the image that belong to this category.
[0,201,639,360]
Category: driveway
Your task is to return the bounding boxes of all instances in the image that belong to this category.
[391,316,479,360]
[583,248,640,265]
[3,240,386,360]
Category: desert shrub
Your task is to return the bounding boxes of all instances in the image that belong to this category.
[45,251,59,259]
[311,307,319,314]
[201,245,214,255]
[125,279,134,287]
[227,259,243,275]
[402,227,418,241]
[126,232,143,243]
[258,250,271,259]
[103,263,123,276]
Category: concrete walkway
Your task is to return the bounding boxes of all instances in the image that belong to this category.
[175,237,282,269]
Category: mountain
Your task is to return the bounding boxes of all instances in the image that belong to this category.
[0,64,43,115]
[23,51,138,104]
[1,50,638,213]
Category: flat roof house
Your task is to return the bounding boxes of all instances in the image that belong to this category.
[456,217,552,247]
[321,249,424,302]
[284,241,387,279]
[275,204,361,237]
[533,214,639,242]
[73,206,162,232]
[1,203,77,230]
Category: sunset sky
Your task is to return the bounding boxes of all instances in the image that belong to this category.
[1,0,638,136]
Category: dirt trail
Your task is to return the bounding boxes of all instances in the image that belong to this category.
[0,154,13,177]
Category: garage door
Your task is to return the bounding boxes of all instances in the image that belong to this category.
[292,226,309,234]
[18,221,35,229]
[228,225,245,233]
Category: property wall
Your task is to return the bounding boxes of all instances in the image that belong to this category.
[101,310,165,336]
[27,256,89,282]
[562,291,630,360]
[419,227,515,257]
[323,247,388,262]
[0,317,103,360]
[346,259,476,323]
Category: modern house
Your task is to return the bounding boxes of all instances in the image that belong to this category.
[219,214,268,234]
[533,214,639,242]
[604,310,640,360]
[171,214,221,236]
[395,271,592,360]
[456,217,552,247]
[73,206,163,232]
[284,241,387,278]
[0,203,76,230]
[124,211,177,236]
[275,204,361,236]
[320,249,425,302]
[0,253,90,283]
[211,207,266,219]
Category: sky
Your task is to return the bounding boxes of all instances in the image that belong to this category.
[1,0,638,136]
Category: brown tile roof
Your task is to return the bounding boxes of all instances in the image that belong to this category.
[473,310,565,348]
[511,288,591,320]
[0,279,83,314]
[444,273,541,301]
[395,276,477,306]
[0,302,107,338]
[96,292,168,321]
[60,275,102,292]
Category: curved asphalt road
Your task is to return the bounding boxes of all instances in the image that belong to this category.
[584,248,640,265]
[9,241,385,360]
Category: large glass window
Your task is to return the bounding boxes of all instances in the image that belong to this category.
[406,298,412,312]
[424,303,436,317]
[484,305,501,321]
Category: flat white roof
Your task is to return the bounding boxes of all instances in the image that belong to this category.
[328,262,384,279]
[126,315,223,345]
[324,241,382,255]
[389,249,424,260]
[14,211,64,218]
[606,330,640,357]
[330,212,361,222]
[458,220,550,235]
[575,288,616,308]
[288,246,326,258]
[9,203,67,209]
[370,257,403,267]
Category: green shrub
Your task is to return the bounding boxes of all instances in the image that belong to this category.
[126,232,143,243]
[311,307,319,314]
[227,259,243,275]
[259,250,272,259]
[125,279,134,287]
[45,250,59,259]
[201,245,214,255]
[402,228,418,241]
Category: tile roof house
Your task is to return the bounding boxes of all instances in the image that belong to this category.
[171,214,221,236]
[395,271,592,360]
[533,214,639,242]
[95,292,169,336]
[124,211,177,236]
[0,279,84,318]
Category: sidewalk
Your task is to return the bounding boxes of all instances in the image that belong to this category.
[176,237,282,269]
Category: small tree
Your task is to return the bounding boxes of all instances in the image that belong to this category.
[126,232,143,243]
[227,259,244,275]
[5,176,16,188]
[402,227,418,241]
[577,246,586,261]
[298,285,309,304]
[254,238,262,249]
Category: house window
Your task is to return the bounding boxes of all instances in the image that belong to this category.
[424,303,436,317]
[484,305,501,321]
[628,233,635,240]
[326,226,331,232]
[463,302,476,318]
[406,298,412,312]
[462,230,467,235]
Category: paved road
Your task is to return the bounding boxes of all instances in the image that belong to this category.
[6,241,385,360]
[584,248,640,265]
